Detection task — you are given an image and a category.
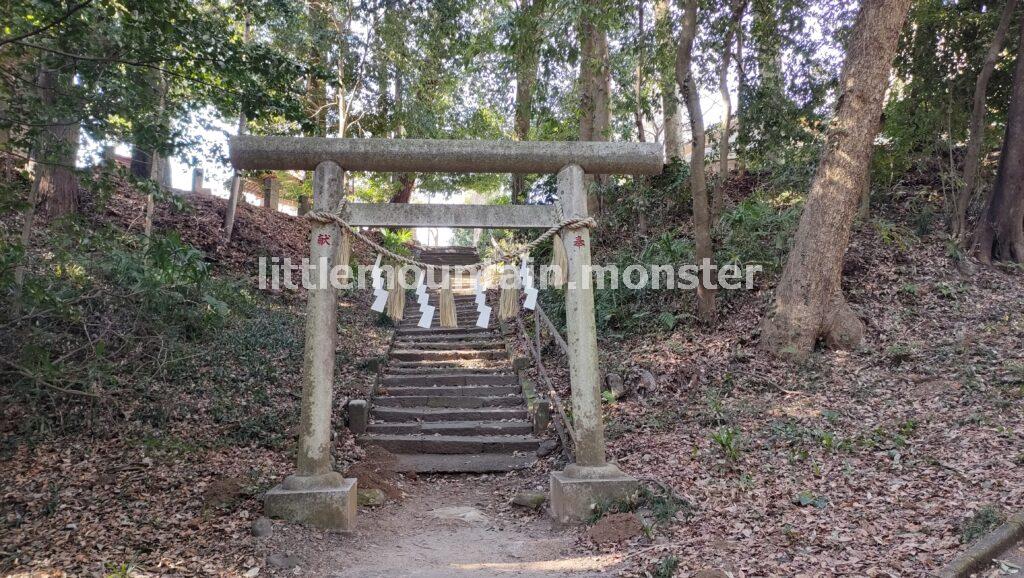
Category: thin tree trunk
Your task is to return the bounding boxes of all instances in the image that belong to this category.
[579,0,611,215]
[760,0,914,359]
[223,17,249,243]
[714,0,746,217]
[511,0,547,204]
[735,21,747,176]
[676,0,715,322]
[972,14,1024,264]
[634,0,647,143]
[655,0,681,159]
[954,0,1019,240]
[33,65,80,217]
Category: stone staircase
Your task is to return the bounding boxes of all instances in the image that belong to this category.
[357,246,544,473]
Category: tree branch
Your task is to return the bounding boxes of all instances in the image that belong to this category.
[0,0,95,48]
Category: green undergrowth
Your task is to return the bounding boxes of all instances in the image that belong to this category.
[588,484,694,527]
[0,187,304,452]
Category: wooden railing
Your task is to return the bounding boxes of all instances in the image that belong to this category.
[514,304,575,460]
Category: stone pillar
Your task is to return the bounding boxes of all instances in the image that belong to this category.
[191,168,204,194]
[549,164,637,524]
[102,146,116,166]
[264,160,356,532]
[298,195,311,216]
[262,175,280,211]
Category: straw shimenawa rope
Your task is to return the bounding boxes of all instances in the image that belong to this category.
[305,203,596,272]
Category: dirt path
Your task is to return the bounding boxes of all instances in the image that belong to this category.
[262,473,626,577]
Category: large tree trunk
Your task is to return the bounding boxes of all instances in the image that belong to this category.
[676,0,715,322]
[33,65,80,218]
[579,0,611,215]
[972,14,1024,264]
[511,0,547,204]
[655,0,682,160]
[760,0,913,359]
[954,0,1019,240]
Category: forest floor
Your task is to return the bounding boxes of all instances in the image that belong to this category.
[2,174,1023,577]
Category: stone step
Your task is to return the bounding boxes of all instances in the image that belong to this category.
[395,326,495,336]
[366,419,533,436]
[373,394,523,408]
[385,365,510,375]
[391,340,505,351]
[389,360,510,371]
[390,349,506,361]
[394,332,502,343]
[390,453,537,473]
[381,373,517,387]
[379,384,520,397]
[370,406,529,422]
[358,433,541,455]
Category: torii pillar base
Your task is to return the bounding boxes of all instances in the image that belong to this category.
[264,472,357,532]
[550,463,638,525]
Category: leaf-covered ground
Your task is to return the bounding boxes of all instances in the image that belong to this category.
[582,220,1024,576]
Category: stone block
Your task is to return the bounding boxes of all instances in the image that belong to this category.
[357,488,386,507]
[264,475,356,532]
[550,464,638,525]
[347,400,368,434]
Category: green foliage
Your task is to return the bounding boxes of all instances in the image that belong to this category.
[717,192,803,272]
[588,484,692,525]
[651,556,680,578]
[960,504,1006,544]
[711,426,743,461]
[793,490,829,509]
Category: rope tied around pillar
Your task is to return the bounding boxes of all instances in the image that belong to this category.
[304,202,596,272]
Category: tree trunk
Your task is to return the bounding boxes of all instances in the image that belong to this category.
[714,0,746,218]
[972,14,1024,264]
[634,0,647,143]
[511,0,547,204]
[760,0,914,359]
[655,0,682,160]
[579,0,611,215]
[735,21,747,176]
[676,0,716,322]
[33,65,80,218]
[390,173,416,204]
[954,0,1019,240]
[223,17,249,244]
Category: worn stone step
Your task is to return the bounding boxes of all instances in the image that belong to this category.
[390,453,537,473]
[365,420,533,436]
[388,362,510,373]
[392,340,505,351]
[379,384,520,397]
[370,406,528,422]
[381,373,517,387]
[390,349,505,362]
[386,365,510,375]
[394,333,502,344]
[395,326,495,336]
[373,395,522,409]
[358,434,541,455]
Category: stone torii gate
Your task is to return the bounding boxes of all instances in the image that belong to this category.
[229,136,663,530]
